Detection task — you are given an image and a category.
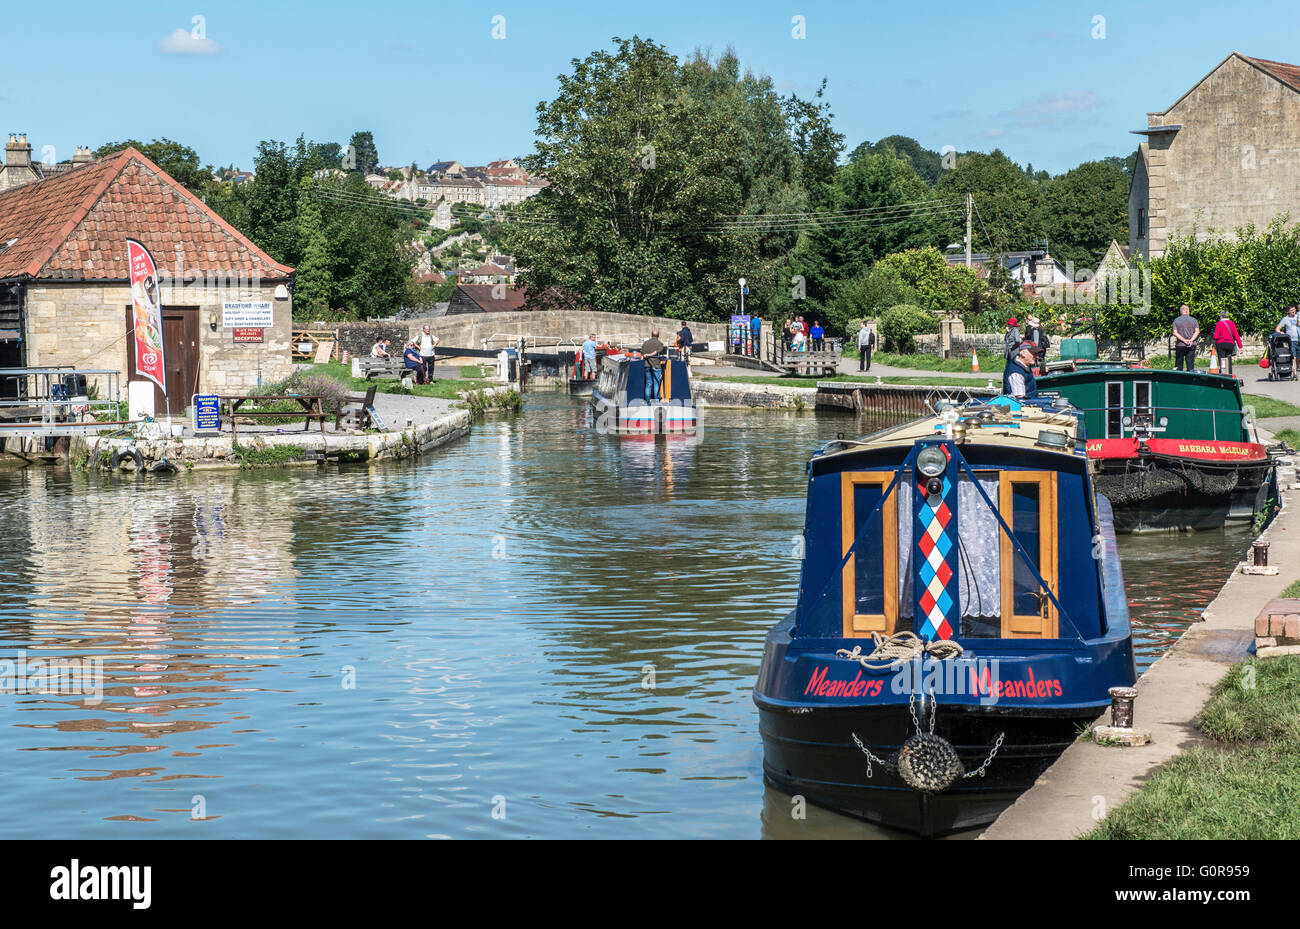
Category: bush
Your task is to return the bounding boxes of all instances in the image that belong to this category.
[879,303,939,352]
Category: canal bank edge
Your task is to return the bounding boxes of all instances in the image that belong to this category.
[60,409,473,470]
[691,379,816,409]
[979,472,1300,840]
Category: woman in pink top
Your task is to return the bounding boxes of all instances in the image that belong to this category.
[1212,311,1243,375]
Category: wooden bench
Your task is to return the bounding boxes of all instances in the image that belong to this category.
[335,385,380,432]
[358,357,409,380]
[779,350,841,377]
[221,395,327,441]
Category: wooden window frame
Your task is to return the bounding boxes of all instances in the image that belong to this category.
[998,471,1058,638]
[840,471,899,638]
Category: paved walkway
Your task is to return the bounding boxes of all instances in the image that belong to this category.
[980,479,1300,840]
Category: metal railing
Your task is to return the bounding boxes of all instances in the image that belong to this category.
[0,368,127,438]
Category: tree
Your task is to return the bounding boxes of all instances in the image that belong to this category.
[936,150,1043,253]
[850,135,944,186]
[1039,160,1130,270]
[784,78,846,211]
[788,151,947,325]
[347,131,379,174]
[293,176,332,316]
[94,137,210,194]
[505,36,796,320]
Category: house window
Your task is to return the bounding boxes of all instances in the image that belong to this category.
[1137,208,1147,239]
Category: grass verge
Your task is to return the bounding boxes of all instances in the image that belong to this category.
[1242,394,1300,419]
[709,373,996,388]
[300,361,491,402]
[840,350,1002,373]
[1086,656,1300,839]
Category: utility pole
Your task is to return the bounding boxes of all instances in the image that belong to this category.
[965,192,973,269]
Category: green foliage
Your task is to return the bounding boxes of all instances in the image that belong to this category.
[879,303,939,352]
[1134,219,1300,339]
[936,150,1042,252]
[293,176,332,315]
[230,442,306,468]
[1038,160,1130,269]
[873,246,1004,318]
[94,137,210,194]
[783,78,846,210]
[506,38,807,321]
[850,135,944,186]
[824,264,920,335]
[207,137,415,320]
[348,131,379,174]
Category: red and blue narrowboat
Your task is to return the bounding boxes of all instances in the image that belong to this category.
[591,352,696,435]
[754,397,1136,837]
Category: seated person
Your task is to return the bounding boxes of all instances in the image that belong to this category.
[370,339,389,358]
[403,341,426,384]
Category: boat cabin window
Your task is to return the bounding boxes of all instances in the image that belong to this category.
[1105,382,1122,437]
[840,472,898,636]
[1133,381,1153,430]
[840,468,1058,640]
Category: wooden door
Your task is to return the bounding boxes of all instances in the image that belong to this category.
[125,305,200,414]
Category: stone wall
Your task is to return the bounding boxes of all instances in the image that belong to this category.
[24,280,293,401]
[331,310,729,355]
[1140,55,1300,260]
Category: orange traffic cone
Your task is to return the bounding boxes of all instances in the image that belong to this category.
[1208,350,1219,373]
[971,348,980,373]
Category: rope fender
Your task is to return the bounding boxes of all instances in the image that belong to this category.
[837,631,964,672]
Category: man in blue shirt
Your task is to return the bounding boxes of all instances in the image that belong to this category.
[581,332,598,379]
[677,321,693,362]
[749,315,761,356]
[1276,306,1299,365]
[809,320,825,352]
[1002,342,1038,399]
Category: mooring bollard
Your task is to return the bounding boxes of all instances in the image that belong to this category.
[1108,686,1137,729]
[1252,540,1269,567]
[1092,685,1150,745]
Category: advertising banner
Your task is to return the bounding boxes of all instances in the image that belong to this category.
[126,239,165,391]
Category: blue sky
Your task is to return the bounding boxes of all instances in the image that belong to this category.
[4,0,1300,175]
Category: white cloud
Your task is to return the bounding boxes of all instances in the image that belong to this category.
[157,28,225,56]
[999,90,1101,127]
[982,128,1006,139]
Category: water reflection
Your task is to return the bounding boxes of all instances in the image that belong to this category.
[0,395,1249,838]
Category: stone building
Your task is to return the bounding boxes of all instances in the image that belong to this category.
[0,144,294,408]
[1130,52,1300,259]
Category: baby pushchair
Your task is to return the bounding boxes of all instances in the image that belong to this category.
[1268,331,1296,381]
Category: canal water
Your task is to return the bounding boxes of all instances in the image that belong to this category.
[0,392,1252,839]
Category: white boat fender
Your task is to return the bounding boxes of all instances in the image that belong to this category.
[110,447,145,471]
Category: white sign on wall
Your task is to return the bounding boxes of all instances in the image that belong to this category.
[221,301,274,328]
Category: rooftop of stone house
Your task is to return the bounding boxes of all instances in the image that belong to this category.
[0,143,293,282]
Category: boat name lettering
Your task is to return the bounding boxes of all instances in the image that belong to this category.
[1177,442,1249,455]
[970,666,1061,699]
[804,667,883,698]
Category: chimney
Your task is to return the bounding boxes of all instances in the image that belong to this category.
[5,133,32,168]
[1035,252,1056,290]
[72,145,94,164]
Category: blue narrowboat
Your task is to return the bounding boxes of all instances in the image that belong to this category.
[590,352,697,434]
[754,397,1137,836]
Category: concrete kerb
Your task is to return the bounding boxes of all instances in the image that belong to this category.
[70,409,472,469]
[979,481,1300,840]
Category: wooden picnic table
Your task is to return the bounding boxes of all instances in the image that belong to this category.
[221,394,326,441]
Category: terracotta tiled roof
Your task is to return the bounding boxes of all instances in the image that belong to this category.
[1246,56,1300,92]
[0,147,292,281]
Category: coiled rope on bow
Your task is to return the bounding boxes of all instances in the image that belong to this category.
[836,631,964,671]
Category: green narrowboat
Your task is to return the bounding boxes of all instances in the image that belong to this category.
[1036,363,1273,531]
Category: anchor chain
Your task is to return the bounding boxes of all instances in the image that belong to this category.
[849,731,895,779]
[962,731,1006,779]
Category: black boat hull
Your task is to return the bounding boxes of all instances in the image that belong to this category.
[756,699,1097,837]
[1092,461,1271,531]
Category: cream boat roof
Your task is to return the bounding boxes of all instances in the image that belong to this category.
[822,401,1085,461]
